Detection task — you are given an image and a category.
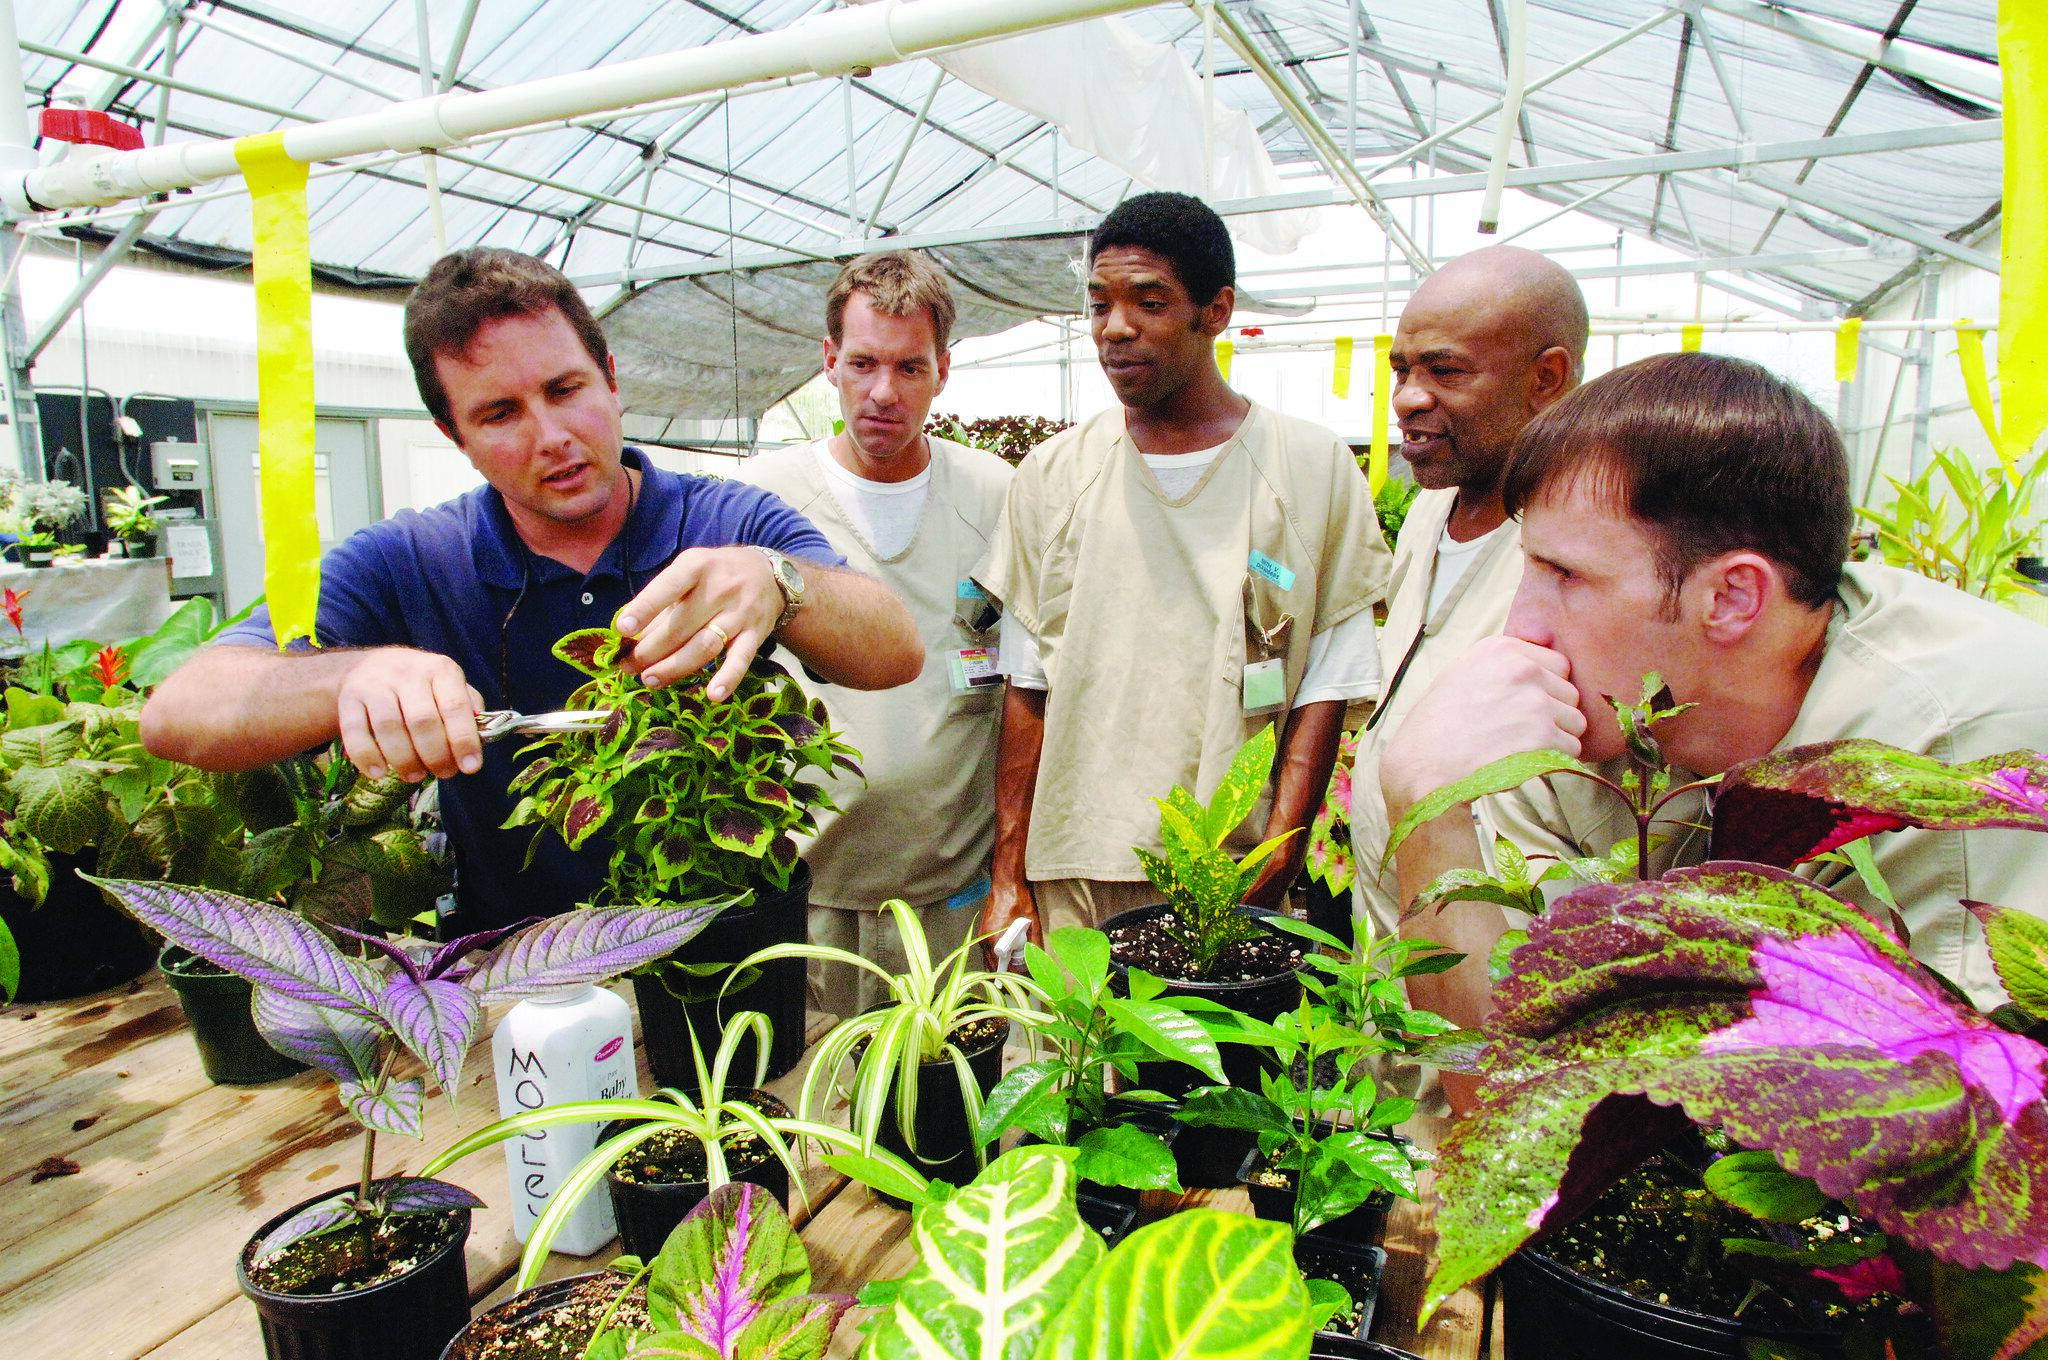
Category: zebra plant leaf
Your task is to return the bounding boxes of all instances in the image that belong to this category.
[459,902,732,1003]
[864,1148,1104,1360]
[1033,1209,1313,1360]
[90,877,381,1019]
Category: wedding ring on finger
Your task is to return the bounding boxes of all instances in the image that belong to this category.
[701,620,732,652]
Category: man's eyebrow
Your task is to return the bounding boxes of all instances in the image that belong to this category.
[1087,275,1172,291]
[1524,548,1582,575]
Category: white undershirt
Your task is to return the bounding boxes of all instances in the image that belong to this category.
[1001,440,1383,703]
[814,442,929,559]
[1428,521,1502,617]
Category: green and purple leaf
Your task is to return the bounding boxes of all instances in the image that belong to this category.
[89,877,381,1019]
[770,712,822,746]
[563,791,609,848]
[252,1192,362,1264]
[745,779,792,812]
[460,903,731,1003]
[1712,742,2048,868]
[342,1075,424,1137]
[375,1176,485,1217]
[706,805,771,857]
[250,987,381,1087]
[553,628,612,676]
[644,1181,845,1360]
[375,975,481,1095]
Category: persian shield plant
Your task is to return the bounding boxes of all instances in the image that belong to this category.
[506,626,859,904]
[92,876,730,1263]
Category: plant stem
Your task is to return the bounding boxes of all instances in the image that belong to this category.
[358,1129,378,1205]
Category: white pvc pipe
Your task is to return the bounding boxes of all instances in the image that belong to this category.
[1477,0,1526,234]
[6,0,1155,215]
[0,0,36,181]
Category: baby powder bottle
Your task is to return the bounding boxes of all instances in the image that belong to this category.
[490,984,639,1254]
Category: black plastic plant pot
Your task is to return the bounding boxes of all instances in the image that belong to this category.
[599,1113,792,1261]
[1308,1337,1423,1360]
[1103,902,1304,1188]
[123,535,159,560]
[870,1016,1009,1204]
[1500,1249,1848,1360]
[1237,1147,1394,1248]
[1074,1192,1138,1247]
[439,1271,635,1360]
[1073,1096,1184,1208]
[22,545,54,568]
[1302,875,1352,950]
[237,1186,472,1360]
[1295,1235,1386,1342]
[632,862,810,1085]
[2,851,155,1002]
[159,945,306,1085]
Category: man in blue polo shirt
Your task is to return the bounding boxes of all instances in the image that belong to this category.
[141,248,921,926]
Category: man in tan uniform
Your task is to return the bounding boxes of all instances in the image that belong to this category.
[975,191,1391,949]
[741,251,1012,1016]
[1380,354,2048,1109]
[1348,246,1587,942]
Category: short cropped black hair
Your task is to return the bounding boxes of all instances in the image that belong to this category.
[1088,191,1235,307]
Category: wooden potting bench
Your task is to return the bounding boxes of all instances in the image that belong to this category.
[0,972,1501,1358]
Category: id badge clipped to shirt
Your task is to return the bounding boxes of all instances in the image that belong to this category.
[951,578,1003,695]
[1241,558,1294,717]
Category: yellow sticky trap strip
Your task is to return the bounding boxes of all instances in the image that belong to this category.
[234,133,321,649]
[1332,335,1354,399]
[1680,323,1704,353]
[1956,322,2010,476]
[1368,334,1392,495]
[1834,318,1862,383]
[2001,3,2047,479]
[1215,338,1234,383]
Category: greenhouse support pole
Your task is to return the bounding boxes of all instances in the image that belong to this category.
[3,0,1159,214]
[1477,0,1526,233]
[1908,269,1941,479]
[0,0,41,481]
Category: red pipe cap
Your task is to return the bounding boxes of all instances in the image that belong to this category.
[40,108,145,152]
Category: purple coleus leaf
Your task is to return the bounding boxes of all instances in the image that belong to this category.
[706,804,771,857]
[1811,1253,1907,1304]
[645,1182,831,1359]
[1713,741,2048,867]
[563,793,608,848]
[251,987,382,1087]
[624,728,687,770]
[90,877,380,1020]
[746,779,792,812]
[1702,930,2048,1122]
[375,974,481,1096]
[769,712,821,746]
[553,629,612,676]
[459,903,731,1004]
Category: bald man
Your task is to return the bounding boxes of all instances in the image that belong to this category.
[1348,246,1588,944]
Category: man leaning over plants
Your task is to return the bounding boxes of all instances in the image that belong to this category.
[1379,351,2048,1107]
[141,247,921,930]
[973,191,1392,951]
[738,251,1012,1017]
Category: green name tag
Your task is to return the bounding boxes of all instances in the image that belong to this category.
[1249,549,1296,591]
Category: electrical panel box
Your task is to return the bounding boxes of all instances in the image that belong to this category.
[151,439,211,492]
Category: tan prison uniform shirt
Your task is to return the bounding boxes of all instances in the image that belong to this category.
[975,402,1391,882]
[1487,561,2048,1007]
[1349,489,1526,939]
[739,436,1011,912]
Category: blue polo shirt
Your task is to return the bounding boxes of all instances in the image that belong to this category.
[218,449,844,928]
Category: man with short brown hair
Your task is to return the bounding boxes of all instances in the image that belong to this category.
[740,250,1010,1015]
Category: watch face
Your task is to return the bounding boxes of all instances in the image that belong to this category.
[780,556,805,599]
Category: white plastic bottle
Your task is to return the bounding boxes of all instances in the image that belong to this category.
[490,984,639,1255]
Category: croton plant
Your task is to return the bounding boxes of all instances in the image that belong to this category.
[506,627,859,906]
[1391,686,2048,1358]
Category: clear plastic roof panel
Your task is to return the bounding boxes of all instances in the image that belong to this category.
[17,0,2002,415]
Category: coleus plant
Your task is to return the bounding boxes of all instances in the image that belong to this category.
[506,626,860,904]
[579,1181,851,1360]
[850,1146,1343,1358]
[972,925,1224,1193]
[1386,686,2048,1355]
[1135,724,1298,979]
[90,875,730,1264]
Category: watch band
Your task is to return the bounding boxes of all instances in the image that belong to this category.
[750,545,805,631]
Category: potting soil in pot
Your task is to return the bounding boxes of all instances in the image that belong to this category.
[1106,915,1302,982]
[243,1210,464,1297]
[1543,1153,1904,1329]
[1295,1239,1384,1338]
[447,1274,650,1360]
[609,1093,789,1185]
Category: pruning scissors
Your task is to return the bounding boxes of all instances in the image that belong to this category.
[474,709,615,743]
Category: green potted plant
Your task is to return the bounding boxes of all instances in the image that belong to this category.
[740,896,1046,1189]
[1099,724,1307,1185]
[91,875,726,1360]
[1392,692,2048,1358]
[971,924,1227,1204]
[1858,444,2045,612]
[7,479,87,568]
[508,625,859,1083]
[102,485,167,559]
[440,1180,852,1360]
[426,1008,860,1271]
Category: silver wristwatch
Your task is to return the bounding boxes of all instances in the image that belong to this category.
[751,546,807,631]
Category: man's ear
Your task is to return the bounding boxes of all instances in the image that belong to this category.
[1529,346,1574,409]
[935,346,951,394]
[1198,284,1236,339]
[1700,552,1775,643]
[822,336,841,388]
[606,352,619,392]
[433,418,463,450]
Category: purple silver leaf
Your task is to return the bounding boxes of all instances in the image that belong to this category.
[375,974,481,1095]
[426,919,541,980]
[253,1192,362,1265]
[342,1075,424,1137]
[330,925,427,983]
[251,986,383,1087]
[375,1176,484,1217]
[459,903,731,1004]
[90,876,380,1019]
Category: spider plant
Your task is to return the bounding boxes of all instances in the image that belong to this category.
[424,1008,858,1291]
[738,898,1048,1169]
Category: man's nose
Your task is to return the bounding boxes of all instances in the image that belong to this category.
[1393,376,1431,418]
[1099,305,1137,341]
[1504,579,1550,646]
[870,367,898,406]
